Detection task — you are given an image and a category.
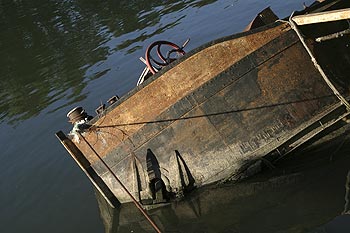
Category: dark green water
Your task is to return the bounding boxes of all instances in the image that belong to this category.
[1,0,348,232]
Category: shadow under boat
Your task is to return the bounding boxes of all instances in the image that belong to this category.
[56,0,350,213]
[96,122,350,233]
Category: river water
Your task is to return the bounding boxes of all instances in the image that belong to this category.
[1,0,349,232]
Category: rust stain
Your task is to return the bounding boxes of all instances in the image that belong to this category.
[76,24,291,164]
[256,43,334,122]
[257,44,322,100]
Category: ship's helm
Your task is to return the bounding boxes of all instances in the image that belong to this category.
[137,39,190,86]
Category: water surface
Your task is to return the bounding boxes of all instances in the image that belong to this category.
[2,0,346,233]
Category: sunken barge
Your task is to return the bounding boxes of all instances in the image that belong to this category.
[57,0,350,208]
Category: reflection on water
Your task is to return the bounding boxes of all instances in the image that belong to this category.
[97,127,350,233]
[2,0,337,233]
[0,0,216,124]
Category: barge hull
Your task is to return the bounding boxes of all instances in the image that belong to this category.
[57,0,350,205]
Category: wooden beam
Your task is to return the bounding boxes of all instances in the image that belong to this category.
[55,131,118,208]
[292,8,350,25]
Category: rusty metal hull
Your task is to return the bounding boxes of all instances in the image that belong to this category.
[57,0,350,206]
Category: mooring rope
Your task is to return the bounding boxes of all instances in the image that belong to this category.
[288,12,350,111]
[343,170,350,214]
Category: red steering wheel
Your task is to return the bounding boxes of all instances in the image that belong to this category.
[145,40,186,75]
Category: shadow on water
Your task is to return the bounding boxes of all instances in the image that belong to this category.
[0,0,216,125]
[96,125,350,233]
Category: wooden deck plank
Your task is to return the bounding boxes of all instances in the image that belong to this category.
[293,8,350,25]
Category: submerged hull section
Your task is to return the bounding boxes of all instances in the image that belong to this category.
[57,0,350,206]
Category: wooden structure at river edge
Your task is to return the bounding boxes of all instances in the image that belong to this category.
[57,0,350,209]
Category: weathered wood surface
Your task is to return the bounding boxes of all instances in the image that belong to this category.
[293,8,350,25]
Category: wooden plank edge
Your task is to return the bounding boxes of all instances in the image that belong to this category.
[293,8,350,25]
[55,131,119,208]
